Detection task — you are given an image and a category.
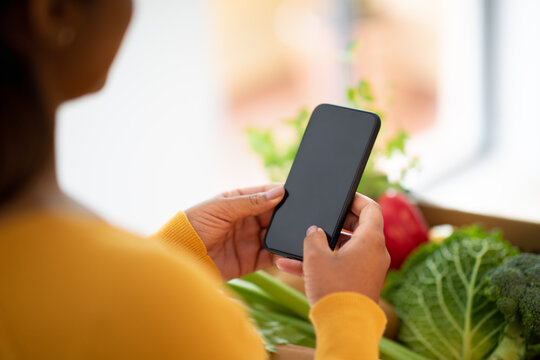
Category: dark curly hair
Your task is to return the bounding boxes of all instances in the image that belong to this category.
[0,0,54,204]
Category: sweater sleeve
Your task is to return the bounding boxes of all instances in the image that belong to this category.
[310,292,387,360]
[151,211,221,278]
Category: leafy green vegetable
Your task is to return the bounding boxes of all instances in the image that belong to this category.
[227,274,314,352]
[242,270,310,320]
[482,253,540,359]
[227,272,313,352]
[249,305,316,351]
[227,278,298,318]
[246,80,414,199]
[383,226,520,360]
[228,271,428,359]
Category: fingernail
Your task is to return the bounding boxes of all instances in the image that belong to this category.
[266,186,284,200]
[307,226,318,236]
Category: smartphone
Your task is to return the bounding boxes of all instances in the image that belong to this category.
[263,104,380,260]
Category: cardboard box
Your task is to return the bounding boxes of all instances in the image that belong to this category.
[418,201,540,252]
[269,201,540,359]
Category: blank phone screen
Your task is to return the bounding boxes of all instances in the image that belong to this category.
[264,104,380,259]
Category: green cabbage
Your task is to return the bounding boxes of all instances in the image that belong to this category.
[383,227,519,360]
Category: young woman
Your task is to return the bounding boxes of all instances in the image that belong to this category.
[0,0,390,359]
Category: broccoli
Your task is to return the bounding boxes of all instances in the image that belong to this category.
[483,253,540,359]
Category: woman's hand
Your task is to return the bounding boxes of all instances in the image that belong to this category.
[276,193,390,305]
[185,184,285,281]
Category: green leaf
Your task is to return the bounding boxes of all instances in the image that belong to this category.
[346,80,375,108]
[286,108,309,138]
[385,130,409,156]
[357,80,375,102]
[247,128,276,159]
[347,88,356,103]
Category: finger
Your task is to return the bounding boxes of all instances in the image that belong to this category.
[256,209,274,228]
[238,183,284,196]
[254,247,275,270]
[276,258,303,277]
[221,185,285,220]
[345,202,384,251]
[221,183,284,198]
[303,226,332,258]
[349,193,377,217]
[356,201,384,232]
[343,212,359,232]
[258,229,267,246]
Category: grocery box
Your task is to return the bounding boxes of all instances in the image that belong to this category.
[418,201,540,252]
[269,201,540,360]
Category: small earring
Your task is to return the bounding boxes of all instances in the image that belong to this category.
[57,27,76,47]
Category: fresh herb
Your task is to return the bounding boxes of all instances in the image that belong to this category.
[246,80,414,199]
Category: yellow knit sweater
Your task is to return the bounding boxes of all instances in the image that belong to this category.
[0,211,386,359]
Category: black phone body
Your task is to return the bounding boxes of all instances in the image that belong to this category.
[263,104,380,260]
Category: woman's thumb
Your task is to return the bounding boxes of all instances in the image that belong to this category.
[224,186,284,219]
[304,226,331,258]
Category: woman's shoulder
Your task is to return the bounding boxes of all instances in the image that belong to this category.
[0,209,224,313]
[0,210,146,252]
[0,210,217,286]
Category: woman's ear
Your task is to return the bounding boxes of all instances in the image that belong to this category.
[27,0,82,50]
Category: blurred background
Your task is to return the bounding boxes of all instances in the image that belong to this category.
[57,0,540,234]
